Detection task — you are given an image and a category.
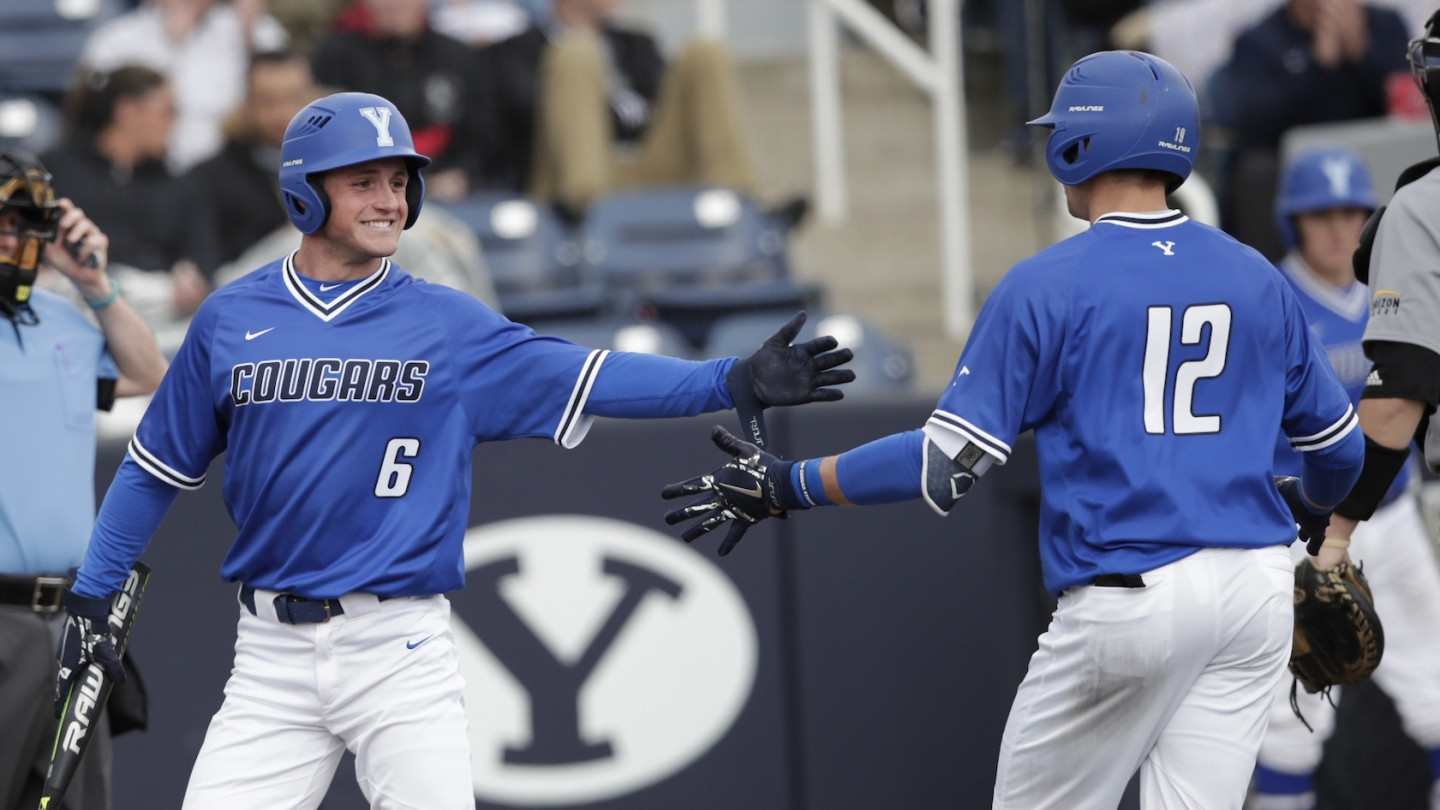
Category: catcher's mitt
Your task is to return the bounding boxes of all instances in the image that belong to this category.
[1290,559,1384,695]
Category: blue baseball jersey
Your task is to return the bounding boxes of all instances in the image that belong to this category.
[1271,255,1412,493]
[123,256,718,598]
[924,211,1357,595]
[0,290,117,575]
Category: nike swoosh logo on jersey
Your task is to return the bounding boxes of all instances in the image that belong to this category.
[319,282,342,292]
[244,327,276,340]
[718,482,762,498]
[407,635,434,650]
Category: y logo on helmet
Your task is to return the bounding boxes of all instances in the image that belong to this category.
[358,107,395,147]
[1320,156,1353,197]
[454,516,758,805]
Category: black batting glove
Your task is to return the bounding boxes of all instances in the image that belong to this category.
[662,426,800,556]
[1276,476,1334,556]
[55,589,124,717]
[729,311,856,409]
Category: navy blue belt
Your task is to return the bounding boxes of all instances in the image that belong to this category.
[240,585,356,624]
[0,574,67,613]
[1092,573,1145,588]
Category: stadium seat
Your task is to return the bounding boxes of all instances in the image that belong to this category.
[639,277,825,351]
[431,192,604,322]
[524,316,695,358]
[0,94,64,155]
[0,0,124,94]
[703,311,914,397]
[580,185,792,304]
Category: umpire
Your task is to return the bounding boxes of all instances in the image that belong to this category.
[1325,11,1440,565]
[0,151,167,809]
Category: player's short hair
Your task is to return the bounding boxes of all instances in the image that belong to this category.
[1027,50,1199,194]
[1273,148,1377,250]
[278,92,431,235]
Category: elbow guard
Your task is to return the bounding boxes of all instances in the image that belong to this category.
[1334,436,1411,521]
[922,438,993,516]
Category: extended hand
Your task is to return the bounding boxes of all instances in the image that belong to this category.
[662,426,795,556]
[741,312,856,407]
[54,590,124,717]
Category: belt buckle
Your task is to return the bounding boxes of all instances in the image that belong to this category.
[32,576,67,613]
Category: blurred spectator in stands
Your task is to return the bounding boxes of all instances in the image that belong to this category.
[266,0,351,56]
[1206,0,1409,259]
[482,0,798,224]
[42,66,208,321]
[311,0,487,202]
[79,0,290,174]
[431,0,530,46]
[181,50,320,280]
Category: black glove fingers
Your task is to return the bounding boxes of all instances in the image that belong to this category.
[661,475,714,500]
[665,498,720,525]
[796,335,839,357]
[765,311,807,347]
[815,369,856,387]
[805,388,845,403]
[813,348,855,372]
[717,521,750,556]
[681,512,730,543]
[711,425,755,458]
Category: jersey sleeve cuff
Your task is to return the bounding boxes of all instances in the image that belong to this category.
[554,349,607,449]
[924,410,1011,465]
[1286,405,1358,453]
[128,436,205,490]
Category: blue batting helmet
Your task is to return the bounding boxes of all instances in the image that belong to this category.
[279,92,432,235]
[1028,51,1199,193]
[1273,148,1377,249]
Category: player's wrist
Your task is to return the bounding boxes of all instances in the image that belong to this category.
[61,589,112,620]
[81,276,118,310]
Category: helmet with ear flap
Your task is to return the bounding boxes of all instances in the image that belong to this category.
[278,92,432,235]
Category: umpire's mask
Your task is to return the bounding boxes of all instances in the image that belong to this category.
[0,150,59,311]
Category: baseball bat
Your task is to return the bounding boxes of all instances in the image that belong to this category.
[39,562,151,810]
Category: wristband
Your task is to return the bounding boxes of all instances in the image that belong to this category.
[1334,436,1410,521]
[85,280,118,311]
[1321,538,1352,549]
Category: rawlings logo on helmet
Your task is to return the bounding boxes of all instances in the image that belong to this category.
[1027,51,1200,194]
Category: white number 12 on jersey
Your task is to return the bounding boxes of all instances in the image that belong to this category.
[1142,304,1232,435]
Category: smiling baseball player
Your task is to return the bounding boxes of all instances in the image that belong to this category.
[664,51,1365,808]
[53,91,854,809]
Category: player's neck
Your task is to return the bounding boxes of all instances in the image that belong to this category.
[293,239,386,282]
[1074,178,1170,224]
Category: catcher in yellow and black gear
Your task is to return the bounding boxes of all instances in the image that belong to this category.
[1290,558,1384,695]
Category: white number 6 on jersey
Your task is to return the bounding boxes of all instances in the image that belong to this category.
[375,437,421,497]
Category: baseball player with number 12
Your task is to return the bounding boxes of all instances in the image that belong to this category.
[55,91,855,809]
[664,51,1365,808]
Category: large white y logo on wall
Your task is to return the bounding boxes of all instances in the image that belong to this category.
[456,515,759,805]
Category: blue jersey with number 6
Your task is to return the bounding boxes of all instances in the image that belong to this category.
[927,211,1357,594]
[128,256,695,598]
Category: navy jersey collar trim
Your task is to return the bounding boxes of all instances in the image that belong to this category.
[282,253,390,322]
[1094,210,1188,229]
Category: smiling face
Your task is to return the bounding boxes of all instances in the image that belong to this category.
[313,157,409,268]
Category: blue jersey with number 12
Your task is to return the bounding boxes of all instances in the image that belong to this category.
[128,256,638,598]
[926,211,1357,595]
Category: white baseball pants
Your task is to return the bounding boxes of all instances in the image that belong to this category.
[994,545,1294,810]
[182,593,473,809]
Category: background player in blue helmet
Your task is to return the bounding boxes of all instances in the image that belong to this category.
[664,51,1365,809]
[52,91,855,808]
[0,150,167,810]
[1252,148,1440,810]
